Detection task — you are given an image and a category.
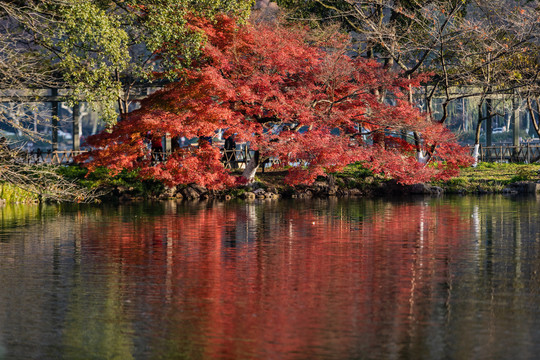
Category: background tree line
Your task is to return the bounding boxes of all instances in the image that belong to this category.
[3,1,540,128]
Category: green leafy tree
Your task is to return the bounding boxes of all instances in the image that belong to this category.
[5,0,254,124]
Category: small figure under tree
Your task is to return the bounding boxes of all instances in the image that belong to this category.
[79,15,471,189]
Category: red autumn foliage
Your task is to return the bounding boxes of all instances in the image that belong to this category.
[79,15,472,189]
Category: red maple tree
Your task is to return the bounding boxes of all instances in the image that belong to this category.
[79,15,471,189]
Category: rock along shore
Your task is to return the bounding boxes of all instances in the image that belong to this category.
[111,178,540,203]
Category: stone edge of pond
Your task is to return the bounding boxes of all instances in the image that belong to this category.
[107,180,540,203]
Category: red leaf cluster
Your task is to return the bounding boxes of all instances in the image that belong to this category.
[79,15,471,189]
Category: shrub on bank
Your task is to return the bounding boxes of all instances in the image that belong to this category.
[57,164,165,200]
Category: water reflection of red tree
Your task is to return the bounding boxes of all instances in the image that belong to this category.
[82,201,472,359]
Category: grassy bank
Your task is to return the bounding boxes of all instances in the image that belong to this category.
[251,162,540,197]
[432,163,540,194]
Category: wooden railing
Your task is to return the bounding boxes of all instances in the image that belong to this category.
[17,149,88,165]
[471,144,540,163]
[14,144,540,167]
[11,147,257,167]
[148,146,255,168]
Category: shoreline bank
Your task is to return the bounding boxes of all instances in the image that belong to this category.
[106,163,540,202]
[4,162,540,204]
[110,176,540,203]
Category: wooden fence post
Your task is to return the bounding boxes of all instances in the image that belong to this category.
[73,102,80,151]
[51,88,58,152]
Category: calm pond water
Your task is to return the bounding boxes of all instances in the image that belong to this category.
[1,195,540,359]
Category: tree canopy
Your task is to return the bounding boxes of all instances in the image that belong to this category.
[80,15,471,189]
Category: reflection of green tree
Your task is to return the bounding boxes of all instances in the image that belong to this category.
[0,203,101,235]
[62,268,134,360]
[0,204,42,232]
[149,319,204,360]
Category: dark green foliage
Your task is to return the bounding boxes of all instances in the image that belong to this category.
[58,164,165,198]
[337,162,375,179]
[276,0,350,23]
